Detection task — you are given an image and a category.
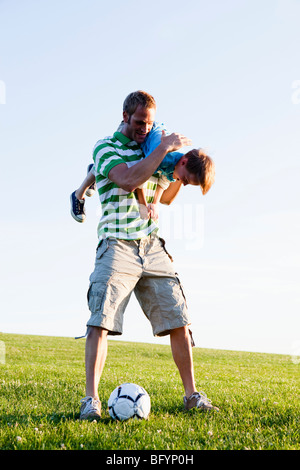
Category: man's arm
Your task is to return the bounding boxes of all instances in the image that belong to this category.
[108,132,191,192]
[160,180,183,205]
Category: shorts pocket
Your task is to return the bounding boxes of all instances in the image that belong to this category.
[175,273,188,309]
[87,282,107,314]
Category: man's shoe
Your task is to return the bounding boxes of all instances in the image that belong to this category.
[80,396,101,421]
[86,164,96,197]
[70,191,86,223]
[184,391,219,412]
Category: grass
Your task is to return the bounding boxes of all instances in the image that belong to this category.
[0,332,299,451]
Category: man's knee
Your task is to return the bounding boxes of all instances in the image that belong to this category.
[170,326,194,347]
[87,326,108,339]
[170,325,188,336]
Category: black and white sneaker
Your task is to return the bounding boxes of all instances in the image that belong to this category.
[70,191,86,223]
[86,163,96,197]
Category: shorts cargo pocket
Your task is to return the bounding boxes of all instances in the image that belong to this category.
[87,282,107,314]
[175,273,188,309]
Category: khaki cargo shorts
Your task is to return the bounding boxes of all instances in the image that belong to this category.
[86,234,190,337]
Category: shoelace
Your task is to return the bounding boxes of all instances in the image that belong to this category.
[81,396,100,410]
[190,391,212,405]
[75,197,84,213]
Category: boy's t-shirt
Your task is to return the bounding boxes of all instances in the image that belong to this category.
[142,122,183,182]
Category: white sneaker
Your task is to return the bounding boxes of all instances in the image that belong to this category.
[80,396,101,421]
[184,391,219,412]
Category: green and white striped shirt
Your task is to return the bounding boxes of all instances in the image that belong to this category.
[93,131,159,241]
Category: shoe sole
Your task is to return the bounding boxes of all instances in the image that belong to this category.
[70,210,85,223]
[80,413,101,421]
[185,405,219,412]
[70,212,85,223]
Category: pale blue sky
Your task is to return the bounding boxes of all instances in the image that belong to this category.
[0,0,299,356]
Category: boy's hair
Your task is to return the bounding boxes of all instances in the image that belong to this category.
[123,90,156,116]
[185,149,215,195]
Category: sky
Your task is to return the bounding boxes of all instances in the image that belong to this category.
[0,0,299,357]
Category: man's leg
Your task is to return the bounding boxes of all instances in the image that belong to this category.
[170,325,219,412]
[85,326,108,399]
[170,326,197,398]
[80,326,107,420]
[135,236,219,411]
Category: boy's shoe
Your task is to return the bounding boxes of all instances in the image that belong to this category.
[80,396,101,421]
[184,392,219,412]
[70,191,86,223]
[86,163,96,197]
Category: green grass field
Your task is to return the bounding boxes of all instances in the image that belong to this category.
[0,332,299,451]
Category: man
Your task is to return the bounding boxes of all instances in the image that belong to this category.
[80,90,219,420]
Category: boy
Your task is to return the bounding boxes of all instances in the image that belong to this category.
[70,122,215,222]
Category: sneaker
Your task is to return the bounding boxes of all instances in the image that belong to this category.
[70,191,86,223]
[86,164,96,197]
[184,391,219,412]
[80,396,101,421]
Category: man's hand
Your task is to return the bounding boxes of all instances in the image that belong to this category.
[160,130,192,153]
[108,131,192,193]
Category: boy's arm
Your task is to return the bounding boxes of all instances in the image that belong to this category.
[148,185,165,221]
[152,185,165,205]
[160,180,183,205]
[108,133,191,192]
[137,182,166,221]
[149,181,182,219]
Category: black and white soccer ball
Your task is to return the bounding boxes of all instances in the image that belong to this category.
[108,383,151,421]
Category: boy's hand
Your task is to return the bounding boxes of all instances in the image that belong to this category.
[139,203,150,220]
[148,203,159,221]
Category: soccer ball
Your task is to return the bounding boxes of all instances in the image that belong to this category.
[108,383,151,421]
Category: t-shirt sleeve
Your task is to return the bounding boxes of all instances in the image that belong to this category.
[93,143,125,178]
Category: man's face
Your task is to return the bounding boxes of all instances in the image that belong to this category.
[123,104,156,144]
[173,157,199,186]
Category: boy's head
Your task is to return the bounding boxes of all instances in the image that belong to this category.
[122,90,156,144]
[173,149,215,195]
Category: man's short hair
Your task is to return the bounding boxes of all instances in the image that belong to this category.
[123,90,156,116]
[185,149,215,195]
